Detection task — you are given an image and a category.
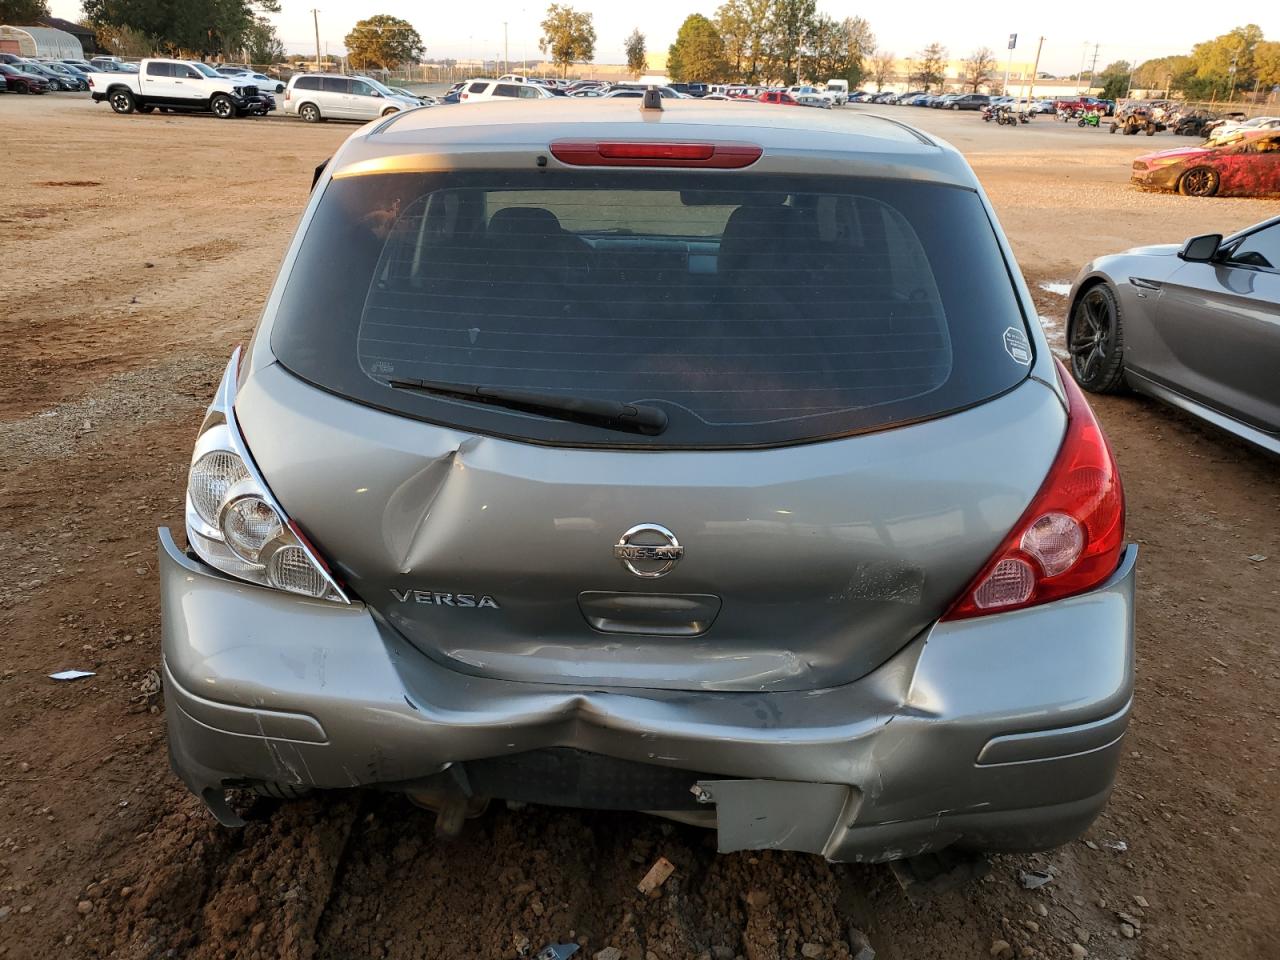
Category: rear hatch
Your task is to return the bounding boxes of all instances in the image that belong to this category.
[243,164,1063,692]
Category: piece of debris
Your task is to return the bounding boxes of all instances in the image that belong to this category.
[637,856,675,894]
[50,670,95,681]
[848,925,875,960]
[1019,869,1054,890]
[1209,656,1229,669]
[1119,923,1136,939]
[138,669,162,697]
[1134,895,1150,909]
[1033,903,1048,918]
[1247,554,1267,562]
[801,944,825,959]
[1101,840,1128,853]
[990,939,1014,959]
[533,945,579,960]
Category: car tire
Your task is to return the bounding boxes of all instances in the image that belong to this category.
[298,102,321,122]
[15,81,29,94]
[1068,283,1128,394]
[1109,122,1117,134]
[381,106,399,117]
[108,88,134,114]
[951,103,959,110]
[1145,123,1156,136]
[138,104,154,113]
[210,93,235,119]
[1178,167,1220,197]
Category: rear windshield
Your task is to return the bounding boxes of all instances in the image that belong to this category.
[271,170,1032,448]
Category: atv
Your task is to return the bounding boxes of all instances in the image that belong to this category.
[1109,107,1164,136]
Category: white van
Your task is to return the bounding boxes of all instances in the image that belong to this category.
[458,78,554,103]
[826,79,849,105]
[285,73,421,122]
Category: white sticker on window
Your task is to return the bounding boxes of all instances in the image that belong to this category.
[1003,327,1032,366]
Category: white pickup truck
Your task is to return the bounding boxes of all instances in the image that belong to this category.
[89,58,273,118]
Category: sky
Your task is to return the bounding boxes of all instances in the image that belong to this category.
[49,0,1280,75]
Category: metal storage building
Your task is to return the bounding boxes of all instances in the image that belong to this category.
[0,25,85,60]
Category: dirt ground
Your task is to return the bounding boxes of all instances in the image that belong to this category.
[1,95,1277,960]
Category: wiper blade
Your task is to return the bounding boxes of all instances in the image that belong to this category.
[388,378,668,436]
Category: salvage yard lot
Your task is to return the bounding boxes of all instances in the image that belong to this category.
[0,94,1277,960]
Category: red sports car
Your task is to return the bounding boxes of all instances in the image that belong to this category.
[756,91,801,106]
[1131,129,1280,197]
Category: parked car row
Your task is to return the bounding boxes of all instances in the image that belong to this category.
[0,52,105,93]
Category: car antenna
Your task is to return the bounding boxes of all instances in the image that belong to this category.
[642,85,663,111]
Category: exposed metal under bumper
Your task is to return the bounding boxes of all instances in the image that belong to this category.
[160,527,1137,861]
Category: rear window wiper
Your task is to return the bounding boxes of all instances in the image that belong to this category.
[388,378,668,435]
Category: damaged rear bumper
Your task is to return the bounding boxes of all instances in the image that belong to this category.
[159,527,1136,862]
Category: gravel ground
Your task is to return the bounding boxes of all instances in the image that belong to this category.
[0,95,1277,960]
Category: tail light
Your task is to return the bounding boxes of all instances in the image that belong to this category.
[184,349,349,604]
[552,140,762,168]
[284,87,290,100]
[943,360,1125,620]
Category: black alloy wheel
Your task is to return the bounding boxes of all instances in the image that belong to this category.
[1178,167,1219,197]
[1069,285,1127,393]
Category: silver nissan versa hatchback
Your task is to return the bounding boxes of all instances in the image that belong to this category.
[160,99,1136,862]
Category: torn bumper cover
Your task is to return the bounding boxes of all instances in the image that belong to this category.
[160,528,1136,862]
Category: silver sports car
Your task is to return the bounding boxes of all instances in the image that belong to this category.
[1068,215,1280,455]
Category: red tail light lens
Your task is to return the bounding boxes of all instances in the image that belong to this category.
[550,140,762,168]
[943,360,1125,620]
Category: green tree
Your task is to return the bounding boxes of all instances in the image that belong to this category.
[1255,40,1280,88]
[0,0,49,21]
[1096,60,1132,101]
[837,16,873,85]
[82,0,280,57]
[869,48,895,91]
[1191,24,1264,94]
[912,41,947,91]
[802,13,869,86]
[667,14,728,82]
[960,46,995,92]
[344,14,425,71]
[767,0,815,84]
[624,27,646,78]
[539,4,595,77]
[714,0,771,82]
[244,16,284,65]
[92,21,156,57]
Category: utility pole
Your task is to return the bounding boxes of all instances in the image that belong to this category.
[1086,42,1100,92]
[1077,42,1088,95]
[503,22,509,75]
[1002,33,1016,96]
[1022,35,1043,106]
[311,9,321,72]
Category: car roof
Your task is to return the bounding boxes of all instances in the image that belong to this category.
[329,99,977,188]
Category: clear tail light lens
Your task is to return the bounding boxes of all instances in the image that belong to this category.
[183,350,348,604]
[943,360,1125,620]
